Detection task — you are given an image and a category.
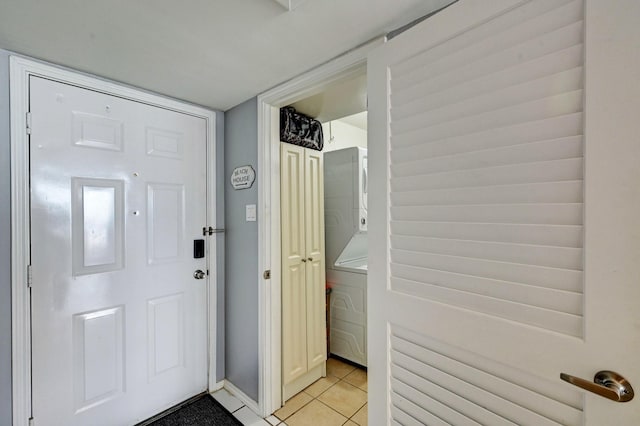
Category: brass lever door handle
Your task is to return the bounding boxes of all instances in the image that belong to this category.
[560,371,634,402]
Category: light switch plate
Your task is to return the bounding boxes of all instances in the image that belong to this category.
[246,204,257,222]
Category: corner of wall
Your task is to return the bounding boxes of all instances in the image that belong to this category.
[223,97,260,403]
[0,48,13,425]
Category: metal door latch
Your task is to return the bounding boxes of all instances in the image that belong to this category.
[203,226,225,236]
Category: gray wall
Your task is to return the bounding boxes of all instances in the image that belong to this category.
[0,49,12,424]
[224,97,259,402]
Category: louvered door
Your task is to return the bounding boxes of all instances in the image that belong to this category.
[368,0,640,424]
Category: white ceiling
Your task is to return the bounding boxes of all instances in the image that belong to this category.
[338,111,367,131]
[290,71,367,123]
[0,0,453,111]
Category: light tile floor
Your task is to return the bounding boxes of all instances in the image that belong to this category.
[212,358,367,426]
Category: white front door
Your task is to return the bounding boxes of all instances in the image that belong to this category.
[30,76,209,425]
[368,0,640,424]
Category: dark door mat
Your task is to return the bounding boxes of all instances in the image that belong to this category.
[141,394,243,426]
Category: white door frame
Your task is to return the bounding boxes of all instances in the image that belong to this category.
[256,38,381,417]
[10,56,219,426]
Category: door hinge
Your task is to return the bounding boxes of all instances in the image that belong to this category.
[26,112,32,135]
[29,417,34,426]
[203,226,225,236]
[27,265,33,288]
[263,270,271,280]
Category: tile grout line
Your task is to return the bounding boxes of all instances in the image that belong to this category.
[274,360,367,425]
[302,372,367,425]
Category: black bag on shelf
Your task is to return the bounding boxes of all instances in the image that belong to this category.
[280,106,324,151]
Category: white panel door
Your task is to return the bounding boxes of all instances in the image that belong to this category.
[30,76,209,425]
[281,143,308,385]
[368,0,640,424]
[281,143,326,399]
[303,149,326,370]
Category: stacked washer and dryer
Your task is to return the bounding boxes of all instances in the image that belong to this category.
[324,147,368,367]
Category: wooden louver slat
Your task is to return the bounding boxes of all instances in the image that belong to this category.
[388,0,585,336]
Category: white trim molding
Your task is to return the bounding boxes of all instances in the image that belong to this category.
[10,55,33,426]
[210,380,226,393]
[10,56,218,426]
[256,37,383,417]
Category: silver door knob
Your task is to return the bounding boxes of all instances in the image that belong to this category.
[193,269,206,279]
[560,371,634,402]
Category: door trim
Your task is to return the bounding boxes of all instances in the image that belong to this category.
[255,38,381,416]
[10,56,218,426]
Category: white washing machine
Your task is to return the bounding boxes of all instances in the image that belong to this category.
[324,147,368,366]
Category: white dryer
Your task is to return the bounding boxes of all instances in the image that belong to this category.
[324,147,368,366]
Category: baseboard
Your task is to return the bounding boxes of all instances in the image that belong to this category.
[210,380,225,392]
[224,380,261,415]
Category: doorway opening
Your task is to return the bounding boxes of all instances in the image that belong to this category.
[256,39,380,418]
[10,57,219,426]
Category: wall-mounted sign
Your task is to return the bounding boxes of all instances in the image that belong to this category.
[231,165,255,190]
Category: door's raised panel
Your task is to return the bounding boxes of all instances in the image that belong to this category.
[147,184,185,264]
[71,178,125,276]
[146,127,184,160]
[304,151,324,259]
[282,146,305,259]
[73,306,125,413]
[148,294,185,381]
[282,264,307,384]
[72,111,124,152]
[306,259,326,369]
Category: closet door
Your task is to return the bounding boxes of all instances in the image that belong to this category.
[368,0,640,424]
[280,143,307,385]
[304,149,326,369]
